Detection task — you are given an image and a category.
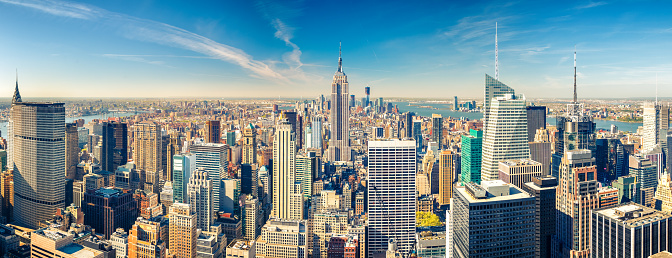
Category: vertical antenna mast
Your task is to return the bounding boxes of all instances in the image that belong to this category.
[495,22,499,80]
[573,47,577,103]
[656,73,658,105]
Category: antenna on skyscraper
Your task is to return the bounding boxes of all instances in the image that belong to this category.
[338,41,343,73]
[573,46,577,103]
[495,22,499,80]
[656,73,658,105]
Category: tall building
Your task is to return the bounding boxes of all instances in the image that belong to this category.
[431,114,443,146]
[629,155,658,207]
[132,122,162,173]
[296,152,318,199]
[438,150,456,206]
[328,44,351,162]
[367,140,416,256]
[205,120,221,144]
[1,172,13,222]
[613,175,640,204]
[312,211,349,258]
[554,150,599,258]
[595,138,628,183]
[221,178,241,215]
[529,128,552,176]
[243,196,260,241]
[272,120,302,220]
[165,135,182,185]
[242,123,257,164]
[82,187,137,239]
[404,112,413,139]
[187,169,213,230]
[65,123,79,180]
[128,217,166,258]
[452,180,535,258]
[172,154,195,204]
[461,129,483,184]
[591,203,672,258]
[655,172,672,213]
[9,84,66,229]
[102,122,128,173]
[481,94,530,181]
[169,203,197,258]
[454,96,458,110]
[642,103,670,153]
[498,159,542,189]
[191,143,229,212]
[311,115,323,150]
[240,164,258,198]
[255,219,309,258]
[526,106,546,142]
[483,74,515,131]
[522,176,557,258]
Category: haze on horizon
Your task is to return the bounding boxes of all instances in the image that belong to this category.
[1,0,671,99]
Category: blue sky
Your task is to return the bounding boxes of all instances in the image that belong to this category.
[1,0,671,99]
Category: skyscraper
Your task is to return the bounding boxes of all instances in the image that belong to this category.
[529,128,552,176]
[240,163,258,198]
[205,120,221,144]
[454,96,458,110]
[243,196,260,241]
[431,114,443,146]
[242,123,257,164]
[311,115,323,150]
[328,44,351,162]
[82,188,137,239]
[272,120,303,220]
[481,94,530,181]
[9,84,66,229]
[367,140,416,256]
[526,106,546,142]
[629,154,658,207]
[128,217,166,258]
[255,219,309,258]
[438,150,456,206]
[169,203,198,258]
[191,143,229,212]
[131,122,162,173]
[522,176,557,258]
[187,169,213,230]
[404,112,413,139]
[498,159,542,189]
[461,129,483,184]
[642,102,670,153]
[483,74,515,131]
[102,122,128,172]
[165,135,182,185]
[65,123,78,180]
[172,154,195,204]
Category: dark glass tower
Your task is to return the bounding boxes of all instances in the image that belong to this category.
[102,122,128,172]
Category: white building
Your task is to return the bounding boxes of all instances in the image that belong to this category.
[642,103,669,153]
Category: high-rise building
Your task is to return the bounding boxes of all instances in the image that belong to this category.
[128,217,166,258]
[483,74,515,131]
[134,189,162,219]
[367,140,416,256]
[65,123,79,180]
[365,86,370,107]
[655,172,672,213]
[242,123,257,164]
[82,187,137,239]
[221,178,240,215]
[642,103,670,153]
[205,120,221,144]
[226,239,256,258]
[431,114,443,147]
[522,176,557,258]
[461,129,483,184]
[311,115,323,150]
[328,44,351,162]
[226,131,237,147]
[591,203,672,258]
[255,219,309,258]
[629,155,658,207]
[243,196,260,241]
[498,159,542,189]
[453,180,535,258]
[454,96,458,110]
[404,112,414,139]
[613,175,640,204]
[481,94,530,181]
[191,143,229,212]
[529,128,552,176]
[595,138,628,183]
[554,149,599,258]
[9,84,66,229]
[240,164,258,198]
[296,151,318,199]
[169,203,197,258]
[187,169,213,230]
[172,154,195,204]
[132,122,162,182]
[1,171,13,222]
[438,150,456,206]
[272,120,302,220]
[526,106,546,142]
[312,211,349,258]
[165,135,182,185]
[102,122,128,173]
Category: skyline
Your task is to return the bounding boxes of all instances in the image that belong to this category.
[1,0,672,98]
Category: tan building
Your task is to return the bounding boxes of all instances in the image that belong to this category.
[244,196,260,241]
[169,203,197,258]
[128,217,166,258]
[205,120,221,144]
[312,211,348,258]
[1,171,13,221]
[31,228,103,258]
[498,159,542,189]
[242,123,257,164]
[256,219,308,258]
[226,239,256,258]
[272,121,302,220]
[655,172,672,214]
[132,122,162,174]
[438,150,456,206]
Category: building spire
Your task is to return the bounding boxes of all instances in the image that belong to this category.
[573,46,577,103]
[338,41,343,73]
[495,22,499,80]
[656,73,658,105]
[12,69,22,104]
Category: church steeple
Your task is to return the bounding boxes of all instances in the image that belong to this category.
[337,42,343,73]
[12,69,22,104]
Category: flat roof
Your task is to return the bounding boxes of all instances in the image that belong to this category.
[594,203,671,228]
[456,183,532,203]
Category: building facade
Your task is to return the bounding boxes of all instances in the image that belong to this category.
[328,45,351,162]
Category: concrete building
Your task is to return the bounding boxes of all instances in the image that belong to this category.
[592,203,672,258]
[328,45,351,162]
[438,150,456,206]
[187,169,214,231]
[498,159,542,189]
[128,217,166,258]
[629,155,658,207]
[522,176,557,258]
[642,103,669,153]
[173,154,196,204]
[431,114,443,147]
[9,87,66,229]
[241,123,257,165]
[529,128,552,176]
[82,188,137,239]
[243,196,260,241]
[191,143,229,212]
[65,123,79,180]
[31,228,103,258]
[109,228,128,258]
[255,219,308,258]
[273,120,302,220]
[205,120,221,144]
[452,180,535,258]
[312,210,348,258]
[526,106,546,142]
[226,239,255,258]
[169,203,197,258]
[131,122,162,175]
[367,140,416,256]
[101,122,128,173]
[415,231,446,258]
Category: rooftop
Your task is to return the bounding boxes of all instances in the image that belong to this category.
[499,159,541,167]
[594,203,672,228]
[227,239,255,250]
[458,180,532,203]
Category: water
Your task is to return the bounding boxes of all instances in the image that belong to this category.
[0,111,141,138]
[392,101,646,133]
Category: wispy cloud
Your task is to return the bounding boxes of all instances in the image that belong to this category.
[101,54,167,66]
[0,0,291,81]
[575,1,607,10]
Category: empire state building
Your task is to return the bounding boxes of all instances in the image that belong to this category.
[328,44,351,162]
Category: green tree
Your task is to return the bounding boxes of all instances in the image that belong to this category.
[416,211,442,227]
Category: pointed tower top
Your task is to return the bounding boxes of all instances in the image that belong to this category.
[573,46,577,103]
[12,69,22,104]
[338,41,343,73]
[656,73,658,105]
[495,22,499,80]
